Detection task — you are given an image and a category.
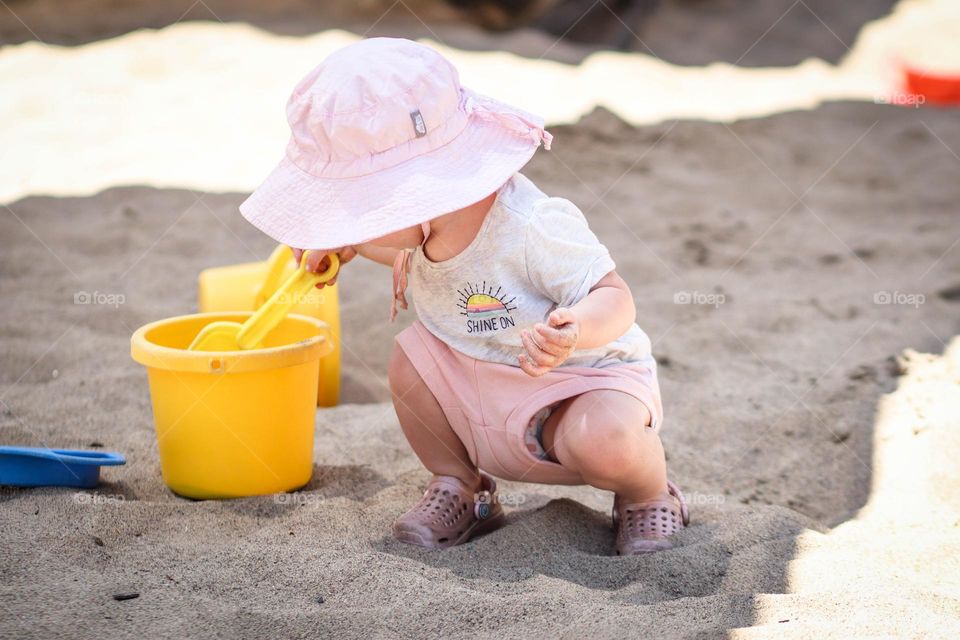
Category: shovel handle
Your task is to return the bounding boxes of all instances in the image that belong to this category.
[236,250,339,350]
[253,244,296,309]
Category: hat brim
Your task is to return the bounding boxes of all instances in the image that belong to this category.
[238,116,543,251]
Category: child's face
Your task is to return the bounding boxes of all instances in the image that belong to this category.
[366,224,423,250]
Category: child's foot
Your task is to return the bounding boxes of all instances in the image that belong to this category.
[613,479,690,555]
[392,473,505,549]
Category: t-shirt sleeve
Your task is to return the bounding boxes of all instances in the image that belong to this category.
[523,197,617,308]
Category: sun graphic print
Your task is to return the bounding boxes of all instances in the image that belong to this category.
[457,281,518,334]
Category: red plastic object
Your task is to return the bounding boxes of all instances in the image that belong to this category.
[904,65,960,106]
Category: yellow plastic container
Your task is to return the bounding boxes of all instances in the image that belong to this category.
[198,246,341,407]
[130,312,333,499]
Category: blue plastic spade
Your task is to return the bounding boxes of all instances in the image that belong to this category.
[0,446,125,488]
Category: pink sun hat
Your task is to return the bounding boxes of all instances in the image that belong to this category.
[239,37,553,251]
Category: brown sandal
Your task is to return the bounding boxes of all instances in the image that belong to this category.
[613,479,690,555]
[392,473,505,549]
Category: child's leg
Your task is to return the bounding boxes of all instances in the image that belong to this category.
[387,343,481,492]
[540,389,669,503]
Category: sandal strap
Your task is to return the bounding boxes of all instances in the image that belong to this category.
[666,479,690,526]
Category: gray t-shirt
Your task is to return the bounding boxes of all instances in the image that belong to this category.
[408,172,655,370]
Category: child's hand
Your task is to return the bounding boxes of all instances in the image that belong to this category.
[518,307,581,377]
[291,246,357,289]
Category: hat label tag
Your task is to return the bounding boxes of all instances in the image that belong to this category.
[410,109,427,138]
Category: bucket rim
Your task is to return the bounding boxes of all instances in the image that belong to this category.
[130,311,331,374]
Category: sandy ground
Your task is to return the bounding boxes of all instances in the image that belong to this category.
[2,0,960,637]
[3,0,960,204]
[0,0,898,67]
[2,101,959,638]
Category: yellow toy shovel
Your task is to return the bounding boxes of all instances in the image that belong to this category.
[188,251,339,351]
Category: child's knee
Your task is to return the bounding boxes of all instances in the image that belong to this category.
[388,342,420,394]
[558,391,652,464]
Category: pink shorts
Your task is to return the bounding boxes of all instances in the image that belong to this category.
[395,320,664,485]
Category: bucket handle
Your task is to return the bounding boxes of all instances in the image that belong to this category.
[314,322,335,358]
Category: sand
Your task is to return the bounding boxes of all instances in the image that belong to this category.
[2,101,959,638]
[2,1,960,638]
[4,0,960,204]
[0,0,899,66]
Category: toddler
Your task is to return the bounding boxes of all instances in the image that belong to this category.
[239,37,689,555]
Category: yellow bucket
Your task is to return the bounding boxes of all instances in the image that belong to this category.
[130,312,333,499]
[198,246,341,407]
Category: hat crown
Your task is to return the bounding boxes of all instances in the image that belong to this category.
[284,38,465,177]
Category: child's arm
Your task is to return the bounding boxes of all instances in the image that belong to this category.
[355,243,403,268]
[565,269,636,349]
[519,269,635,376]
